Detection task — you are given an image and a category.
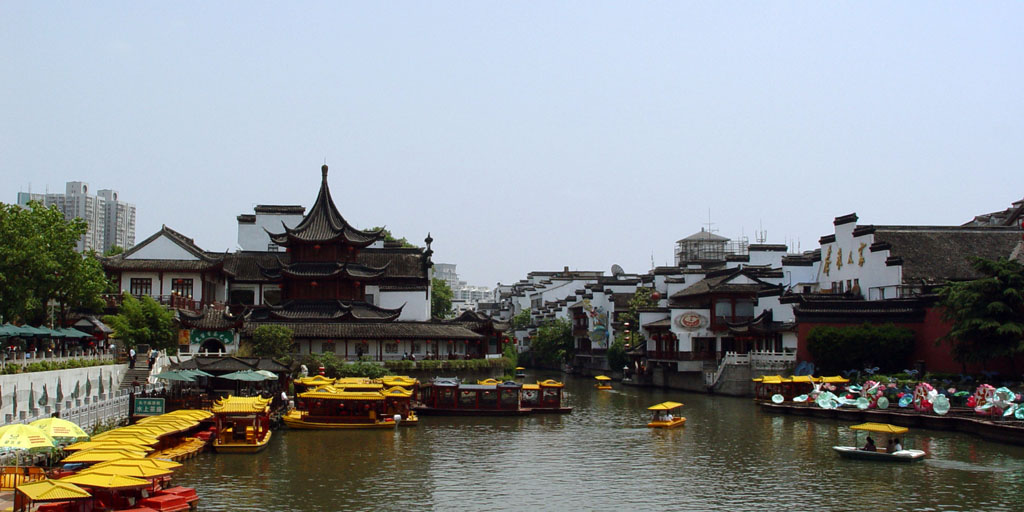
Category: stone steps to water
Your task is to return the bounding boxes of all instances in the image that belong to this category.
[118,354,154,390]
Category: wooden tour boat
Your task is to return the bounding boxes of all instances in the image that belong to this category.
[211,396,273,453]
[514,367,526,378]
[415,377,530,416]
[832,423,925,462]
[595,375,612,390]
[284,384,418,429]
[520,380,573,413]
[647,401,686,428]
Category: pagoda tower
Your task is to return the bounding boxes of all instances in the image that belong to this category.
[250,164,404,323]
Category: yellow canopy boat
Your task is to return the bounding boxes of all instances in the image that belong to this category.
[647,401,686,428]
[595,375,612,390]
[833,423,925,462]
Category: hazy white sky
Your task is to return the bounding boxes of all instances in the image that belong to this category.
[3,2,1022,288]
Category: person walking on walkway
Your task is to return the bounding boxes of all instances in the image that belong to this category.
[129,347,136,369]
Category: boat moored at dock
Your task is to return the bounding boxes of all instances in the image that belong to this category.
[415,377,530,416]
[520,379,572,413]
[211,396,273,453]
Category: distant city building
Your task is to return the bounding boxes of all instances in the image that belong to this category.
[434,263,493,312]
[17,181,136,253]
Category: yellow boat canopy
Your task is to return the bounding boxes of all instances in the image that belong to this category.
[64,440,151,452]
[89,433,160,446]
[648,401,684,411]
[595,375,612,381]
[821,375,850,383]
[381,387,413,398]
[477,378,501,385]
[515,367,525,370]
[212,395,273,414]
[850,423,909,434]
[789,375,816,383]
[522,384,540,390]
[299,386,386,401]
[60,472,150,489]
[296,375,336,387]
[81,464,173,479]
[756,375,791,384]
[61,449,149,463]
[92,458,182,470]
[15,479,92,501]
[538,379,564,388]
[379,376,418,387]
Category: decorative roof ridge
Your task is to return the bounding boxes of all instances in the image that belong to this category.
[116,225,220,263]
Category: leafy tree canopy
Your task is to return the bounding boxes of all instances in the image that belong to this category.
[104,245,124,256]
[938,257,1024,372]
[0,201,109,325]
[102,294,177,353]
[605,288,657,367]
[806,323,915,374]
[250,324,294,359]
[369,227,416,248]
[511,309,532,329]
[531,318,574,366]
[431,277,454,319]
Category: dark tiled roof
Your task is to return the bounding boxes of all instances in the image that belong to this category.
[869,226,1021,284]
[223,249,427,284]
[177,309,244,330]
[254,205,305,214]
[243,321,484,340]
[748,244,789,252]
[670,269,771,299]
[174,356,291,373]
[248,300,403,322]
[267,165,383,246]
[643,318,672,328]
[676,230,729,243]
[237,214,255,224]
[269,261,388,281]
[963,198,1024,227]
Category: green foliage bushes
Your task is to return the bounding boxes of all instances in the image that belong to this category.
[806,323,915,374]
[1,358,116,375]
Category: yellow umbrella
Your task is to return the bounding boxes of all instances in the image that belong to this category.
[15,479,93,510]
[0,424,57,451]
[92,457,182,470]
[61,449,149,463]
[59,472,150,490]
[30,417,90,443]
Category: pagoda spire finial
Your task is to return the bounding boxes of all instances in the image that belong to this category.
[321,163,329,182]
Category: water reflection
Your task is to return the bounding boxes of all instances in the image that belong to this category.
[174,374,1024,511]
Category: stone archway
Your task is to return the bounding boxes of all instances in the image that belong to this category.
[200,338,226,354]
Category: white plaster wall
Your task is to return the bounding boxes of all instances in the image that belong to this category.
[120,271,162,296]
[127,235,198,260]
[747,250,785,267]
[365,285,380,306]
[237,213,304,251]
[381,290,429,321]
[819,227,902,299]
[669,308,714,352]
[160,273,205,300]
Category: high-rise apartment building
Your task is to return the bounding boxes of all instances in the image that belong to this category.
[16,182,136,253]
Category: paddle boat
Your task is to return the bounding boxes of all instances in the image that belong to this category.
[211,396,273,453]
[594,375,612,390]
[514,367,526,378]
[647,402,686,428]
[832,422,925,462]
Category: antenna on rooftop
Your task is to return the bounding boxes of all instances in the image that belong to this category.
[704,209,717,234]
[756,221,767,244]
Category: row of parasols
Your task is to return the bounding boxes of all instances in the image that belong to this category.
[0,324,93,339]
[3,371,114,416]
[0,419,90,458]
[151,369,278,382]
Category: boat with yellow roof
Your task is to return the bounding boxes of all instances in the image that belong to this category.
[595,375,613,390]
[520,379,572,413]
[211,395,273,453]
[647,401,686,428]
[284,384,418,429]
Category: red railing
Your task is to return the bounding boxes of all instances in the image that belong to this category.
[102,294,226,312]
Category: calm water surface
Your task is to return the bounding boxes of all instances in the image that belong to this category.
[175,373,1024,511]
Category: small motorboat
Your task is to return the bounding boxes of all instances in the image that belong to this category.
[515,366,526,378]
[833,422,925,462]
[595,375,612,390]
[647,401,686,428]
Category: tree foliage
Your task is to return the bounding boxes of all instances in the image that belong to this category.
[511,309,532,329]
[0,201,109,325]
[606,334,628,372]
[938,257,1024,371]
[530,318,574,366]
[606,288,656,367]
[102,294,177,353]
[250,324,294,359]
[806,323,916,374]
[369,227,416,248]
[431,277,454,319]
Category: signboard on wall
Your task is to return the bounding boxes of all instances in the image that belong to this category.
[189,329,234,345]
[676,312,707,330]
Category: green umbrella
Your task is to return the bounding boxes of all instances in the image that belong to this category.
[38,384,48,407]
[218,370,268,381]
[56,378,64,403]
[59,327,91,339]
[187,369,214,378]
[152,371,195,382]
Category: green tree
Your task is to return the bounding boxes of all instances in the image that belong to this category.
[530,318,573,366]
[606,288,656,367]
[0,201,109,325]
[511,309,532,329]
[250,325,294,359]
[431,277,454,319]
[369,227,416,248]
[102,294,177,353]
[104,245,124,256]
[938,257,1024,373]
[606,334,628,372]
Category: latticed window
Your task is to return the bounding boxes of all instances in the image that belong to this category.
[321,342,335,354]
[171,278,193,297]
[130,278,152,296]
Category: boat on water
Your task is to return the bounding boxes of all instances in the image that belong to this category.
[284,384,418,429]
[415,377,530,416]
[595,375,612,390]
[211,396,273,453]
[833,423,925,462]
[647,401,686,428]
[520,379,573,413]
[514,367,526,378]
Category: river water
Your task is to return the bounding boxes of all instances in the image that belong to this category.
[174,373,1024,511]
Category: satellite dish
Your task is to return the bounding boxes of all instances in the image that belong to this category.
[611,264,624,276]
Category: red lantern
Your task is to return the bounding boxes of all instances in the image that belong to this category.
[311,281,319,287]
[651,291,662,301]
[314,244,321,250]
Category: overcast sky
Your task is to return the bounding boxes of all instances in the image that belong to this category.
[3,3,1022,288]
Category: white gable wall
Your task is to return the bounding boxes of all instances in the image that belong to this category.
[127,235,198,260]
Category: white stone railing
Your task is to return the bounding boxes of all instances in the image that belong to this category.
[4,390,133,432]
[749,350,797,370]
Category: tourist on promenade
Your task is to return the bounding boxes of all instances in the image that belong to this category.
[129,347,136,368]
